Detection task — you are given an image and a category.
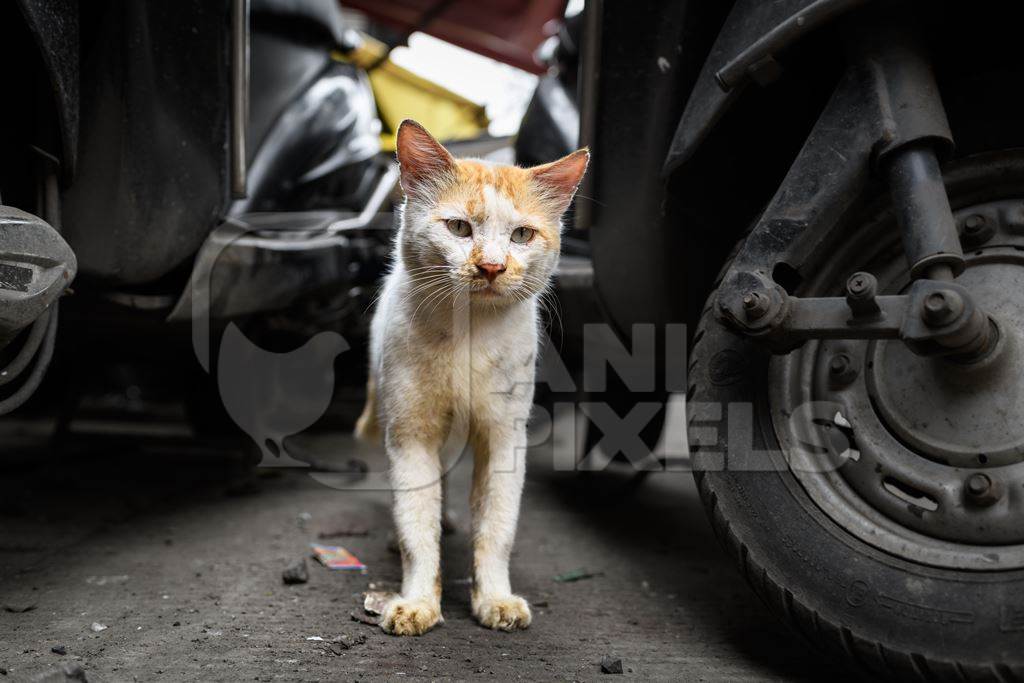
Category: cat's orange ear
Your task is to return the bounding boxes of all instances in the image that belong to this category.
[530,149,590,214]
[396,120,456,199]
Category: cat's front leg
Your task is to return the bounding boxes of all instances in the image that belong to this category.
[470,423,532,631]
[381,441,444,636]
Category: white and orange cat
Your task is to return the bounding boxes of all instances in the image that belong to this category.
[356,120,588,636]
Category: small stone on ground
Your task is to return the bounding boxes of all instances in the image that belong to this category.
[600,657,623,674]
[281,558,309,585]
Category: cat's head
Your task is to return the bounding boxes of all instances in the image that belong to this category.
[395,119,588,305]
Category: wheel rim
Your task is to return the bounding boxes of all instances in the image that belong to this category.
[770,157,1024,570]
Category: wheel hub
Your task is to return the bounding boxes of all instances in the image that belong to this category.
[868,257,1024,469]
[773,193,1024,569]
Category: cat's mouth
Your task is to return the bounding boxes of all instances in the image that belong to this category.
[467,276,524,299]
[472,284,503,297]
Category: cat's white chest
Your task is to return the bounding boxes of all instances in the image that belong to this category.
[447,304,539,416]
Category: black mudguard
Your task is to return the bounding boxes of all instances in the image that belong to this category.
[663,0,869,174]
[60,0,233,286]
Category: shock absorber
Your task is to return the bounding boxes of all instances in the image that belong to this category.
[858,12,992,358]
[863,16,963,281]
[886,144,962,282]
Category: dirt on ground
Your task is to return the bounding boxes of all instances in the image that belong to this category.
[0,430,850,681]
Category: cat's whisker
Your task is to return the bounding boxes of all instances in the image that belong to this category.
[403,274,453,297]
[408,283,454,329]
[365,269,454,314]
[539,288,564,347]
[426,287,459,319]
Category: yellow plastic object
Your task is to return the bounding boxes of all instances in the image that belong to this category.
[336,34,490,152]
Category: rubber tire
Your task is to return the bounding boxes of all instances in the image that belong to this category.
[688,254,1024,681]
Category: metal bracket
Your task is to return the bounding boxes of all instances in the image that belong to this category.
[718,272,992,358]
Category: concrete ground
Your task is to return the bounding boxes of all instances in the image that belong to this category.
[0,428,850,681]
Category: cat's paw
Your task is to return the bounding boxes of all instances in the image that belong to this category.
[472,594,532,631]
[380,597,442,637]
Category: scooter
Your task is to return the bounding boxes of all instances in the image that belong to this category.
[0,0,391,424]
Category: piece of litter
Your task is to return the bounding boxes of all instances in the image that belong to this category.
[600,657,623,674]
[282,558,309,585]
[51,645,67,656]
[90,623,108,633]
[311,544,366,571]
[350,610,380,626]
[363,590,395,616]
[554,568,602,583]
[305,636,324,641]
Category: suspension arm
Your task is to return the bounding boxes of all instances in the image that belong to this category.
[716,7,996,360]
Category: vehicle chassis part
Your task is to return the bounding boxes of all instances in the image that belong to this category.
[719,273,992,359]
[0,162,74,416]
[0,205,74,349]
[714,10,994,360]
[772,181,1024,569]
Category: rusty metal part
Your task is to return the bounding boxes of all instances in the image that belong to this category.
[718,275,994,360]
[773,194,1024,568]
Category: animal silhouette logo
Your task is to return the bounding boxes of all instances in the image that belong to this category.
[216,322,349,466]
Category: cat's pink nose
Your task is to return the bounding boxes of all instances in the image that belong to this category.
[477,262,507,282]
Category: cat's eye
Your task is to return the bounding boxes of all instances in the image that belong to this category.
[446,219,472,238]
[511,227,536,244]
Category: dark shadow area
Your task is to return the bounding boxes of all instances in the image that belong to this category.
[530,461,861,682]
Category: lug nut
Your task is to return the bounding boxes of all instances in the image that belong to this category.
[966,473,990,496]
[963,214,986,233]
[828,353,858,386]
[922,290,964,327]
[960,214,995,247]
[742,291,771,320]
[965,473,1001,507]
